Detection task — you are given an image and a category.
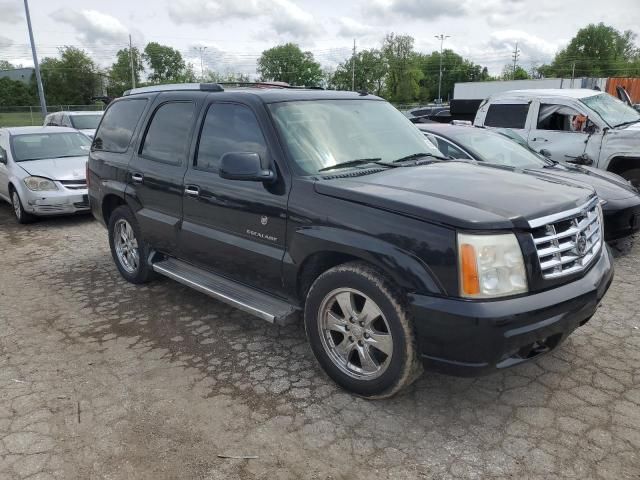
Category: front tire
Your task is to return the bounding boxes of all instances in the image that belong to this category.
[10,189,35,224]
[304,262,423,398]
[108,205,155,284]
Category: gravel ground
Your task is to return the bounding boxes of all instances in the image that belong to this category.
[0,203,639,480]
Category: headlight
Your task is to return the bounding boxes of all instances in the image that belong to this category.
[458,233,528,298]
[24,176,58,191]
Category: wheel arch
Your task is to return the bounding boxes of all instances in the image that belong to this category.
[101,193,127,226]
[606,156,640,176]
[289,227,445,302]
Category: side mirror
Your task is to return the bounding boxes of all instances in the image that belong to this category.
[219,152,275,182]
[565,153,593,166]
[584,120,597,135]
[539,149,552,158]
[0,150,6,165]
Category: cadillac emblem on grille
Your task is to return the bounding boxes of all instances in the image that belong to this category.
[575,232,588,256]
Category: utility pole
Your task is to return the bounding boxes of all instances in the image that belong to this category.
[435,34,450,104]
[512,42,520,80]
[23,0,46,116]
[351,39,356,91]
[129,34,136,89]
[571,62,576,87]
[196,46,208,81]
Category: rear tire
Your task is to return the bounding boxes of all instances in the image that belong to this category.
[304,262,423,399]
[621,168,640,189]
[108,205,155,284]
[10,189,35,224]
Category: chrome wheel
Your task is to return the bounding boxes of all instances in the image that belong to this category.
[114,219,139,274]
[318,288,393,380]
[11,191,21,220]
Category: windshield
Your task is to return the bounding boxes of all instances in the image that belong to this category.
[70,114,103,130]
[269,99,444,174]
[451,129,547,169]
[580,93,640,127]
[11,132,92,162]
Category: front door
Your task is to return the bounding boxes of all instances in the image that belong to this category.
[528,100,603,163]
[128,96,199,254]
[179,101,289,296]
[0,133,9,201]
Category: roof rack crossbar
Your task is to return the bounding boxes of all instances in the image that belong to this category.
[123,83,224,96]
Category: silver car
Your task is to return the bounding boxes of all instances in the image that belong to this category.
[43,111,104,139]
[0,127,91,223]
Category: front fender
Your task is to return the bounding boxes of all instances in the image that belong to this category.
[284,226,447,298]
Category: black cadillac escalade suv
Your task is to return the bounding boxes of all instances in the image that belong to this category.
[88,83,613,398]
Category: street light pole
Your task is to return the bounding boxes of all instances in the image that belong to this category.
[23,0,46,116]
[435,34,450,104]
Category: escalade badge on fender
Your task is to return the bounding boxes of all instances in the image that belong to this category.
[260,216,268,226]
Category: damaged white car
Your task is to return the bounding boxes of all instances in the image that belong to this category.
[474,89,640,187]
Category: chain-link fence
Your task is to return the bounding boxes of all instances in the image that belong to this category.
[0,105,105,128]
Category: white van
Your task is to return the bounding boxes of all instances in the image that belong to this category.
[474,89,640,187]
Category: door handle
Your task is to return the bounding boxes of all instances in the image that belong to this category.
[532,137,548,142]
[184,185,200,197]
[131,173,144,183]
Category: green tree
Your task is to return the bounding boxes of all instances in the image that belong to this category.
[540,23,640,77]
[203,71,251,83]
[329,49,387,95]
[382,33,423,103]
[107,47,144,97]
[39,47,98,105]
[143,42,186,83]
[417,50,491,101]
[0,60,14,70]
[501,64,530,80]
[0,77,36,106]
[257,43,323,86]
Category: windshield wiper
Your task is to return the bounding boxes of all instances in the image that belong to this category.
[391,152,448,163]
[318,158,384,172]
[614,119,640,128]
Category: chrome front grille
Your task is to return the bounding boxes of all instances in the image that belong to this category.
[530,198,602,280]
[60,180,87,190]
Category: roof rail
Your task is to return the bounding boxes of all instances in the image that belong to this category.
[123,83,224,96]
[217,81,324,90]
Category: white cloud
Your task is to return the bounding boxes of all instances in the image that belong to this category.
[50,8,129,45]
[365,0,465,20]
[336,17,375,38]
[168,0,321,38]
[0,36,12,48]
[0,1,22,23]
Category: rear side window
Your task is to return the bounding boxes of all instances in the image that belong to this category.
[196,103,268,172]
[94,99,147,153]
[484,104,529,129]
[141,102,195,164]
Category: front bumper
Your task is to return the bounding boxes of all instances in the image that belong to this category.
[409,245,614,376]
[603,196,640,241]
[23,188,90,216]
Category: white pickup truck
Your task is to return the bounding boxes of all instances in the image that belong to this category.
[474,89,640,187]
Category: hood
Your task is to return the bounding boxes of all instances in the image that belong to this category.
[614,121,640,132]
[315,162,595,230]
[79,129,96,139]
[18,156,88,182]
[528,164,639,201]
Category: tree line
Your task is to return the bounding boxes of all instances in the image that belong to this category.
[0,22,639,107]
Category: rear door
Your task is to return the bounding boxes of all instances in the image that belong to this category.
[480,101,531,137]
[128,93,201,255]
[179,100,290,295]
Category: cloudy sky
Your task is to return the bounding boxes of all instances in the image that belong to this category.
[1,0,639,76]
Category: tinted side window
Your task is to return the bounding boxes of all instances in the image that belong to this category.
[141,102,195,164]
[94,99,147,153]
[484,104,529,129]
[436,138,472,159]
[196,103,268,172]
[537,104,584,132]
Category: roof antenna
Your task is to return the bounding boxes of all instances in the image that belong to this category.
[358,90,368,96]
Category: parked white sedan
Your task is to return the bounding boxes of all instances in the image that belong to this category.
[0,127,91,223]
